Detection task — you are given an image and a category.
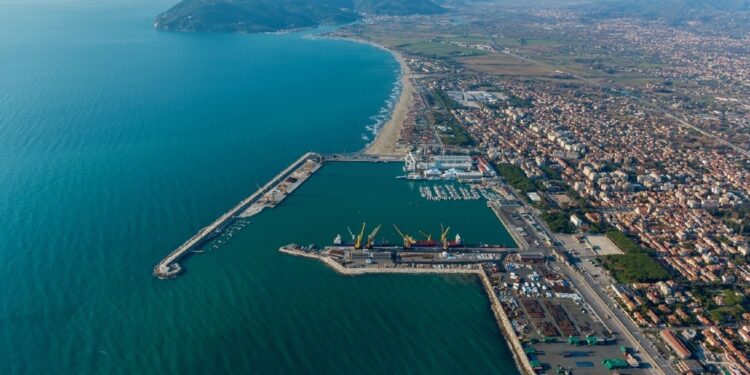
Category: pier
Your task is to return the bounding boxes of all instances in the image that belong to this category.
[323,152,402,163]
[488,201,529,249]
[153,152,324,279]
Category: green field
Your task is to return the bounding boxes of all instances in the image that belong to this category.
[495,164,536,193]
[397,40,487,58]
[439,35,489,43]
[518,38,558,46]
[602,230,670,283]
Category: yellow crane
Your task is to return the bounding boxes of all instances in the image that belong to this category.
[366,224,381,249]
[440,223,451,250]
[354,222,366,249]
[418,230,432,241]
[393,225,415,249]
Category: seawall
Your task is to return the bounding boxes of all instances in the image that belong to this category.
[279,246,536,375]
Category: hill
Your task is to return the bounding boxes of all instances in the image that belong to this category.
[155,0,444,33]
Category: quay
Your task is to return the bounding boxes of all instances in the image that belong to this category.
[488,201,529,249]
[323,152,402,163]
[329,244,518,254]
[153,152,324,279]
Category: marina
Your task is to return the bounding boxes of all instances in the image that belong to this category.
[417,183,502,201]
[154,153,526,279]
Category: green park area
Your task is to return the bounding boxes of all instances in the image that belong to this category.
[602,230,670,283]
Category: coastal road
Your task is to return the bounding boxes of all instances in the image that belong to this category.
[553,261,675,375]
[496,182,674,374]
[526,204,674,374]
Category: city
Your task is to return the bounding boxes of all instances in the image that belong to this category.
[5,0,750,374]
[324,3,750,373]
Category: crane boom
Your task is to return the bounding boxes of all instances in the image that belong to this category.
[354,222,366,249]
[393,225,414,249]
[393,224,406,239]
[418,230,432,240]
[366,224,381,248]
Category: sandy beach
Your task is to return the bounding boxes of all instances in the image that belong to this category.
[309,34,414,157]
[364,50,413,156]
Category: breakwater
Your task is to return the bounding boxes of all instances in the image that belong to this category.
[153,152,323,278]
[279,245,535,375]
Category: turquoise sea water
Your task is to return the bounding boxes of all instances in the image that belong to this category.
[0,1,519,373]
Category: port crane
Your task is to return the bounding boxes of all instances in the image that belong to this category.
[354,222,367,249]
[440,224,451,250]
[366,224,381,249]
[346,226,356,242]
[393,225,415,249]
[418,230,432,241]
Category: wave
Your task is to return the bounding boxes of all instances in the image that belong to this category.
[362,67,403,143]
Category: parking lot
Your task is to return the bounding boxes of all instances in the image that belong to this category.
[491,259,651,374]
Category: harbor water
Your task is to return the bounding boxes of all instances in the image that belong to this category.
[0,1,520,373]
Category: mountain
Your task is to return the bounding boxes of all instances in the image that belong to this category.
[154,0,444,33]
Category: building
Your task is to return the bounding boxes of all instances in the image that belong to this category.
[404,152,497,180]
[661,329,691,359]
[676,359,704,374]
[570,214,583,227]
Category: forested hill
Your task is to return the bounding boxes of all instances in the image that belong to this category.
[154,0,444,33]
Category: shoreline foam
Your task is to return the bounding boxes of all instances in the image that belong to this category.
[363,46,413,156]
[314,34,413,156]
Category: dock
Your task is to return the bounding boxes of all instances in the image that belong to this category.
[323,153,402,163]
[153,152,324,279]
[488,201,529,249]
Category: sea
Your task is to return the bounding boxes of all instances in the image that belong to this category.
[0,1,520,373]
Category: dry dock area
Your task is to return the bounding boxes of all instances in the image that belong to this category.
[153,152,323,279]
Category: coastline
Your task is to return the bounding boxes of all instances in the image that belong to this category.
[316,34,413,156]
[363,47,413,156]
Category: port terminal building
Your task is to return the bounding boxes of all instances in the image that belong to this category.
[404,152,496,180]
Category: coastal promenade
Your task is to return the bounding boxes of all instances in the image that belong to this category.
[279,245,536,375]
[153,152,323,279]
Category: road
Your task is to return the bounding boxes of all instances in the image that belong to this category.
[523,201,675,374]
[553,260,675,375]
[496,184,675,374]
